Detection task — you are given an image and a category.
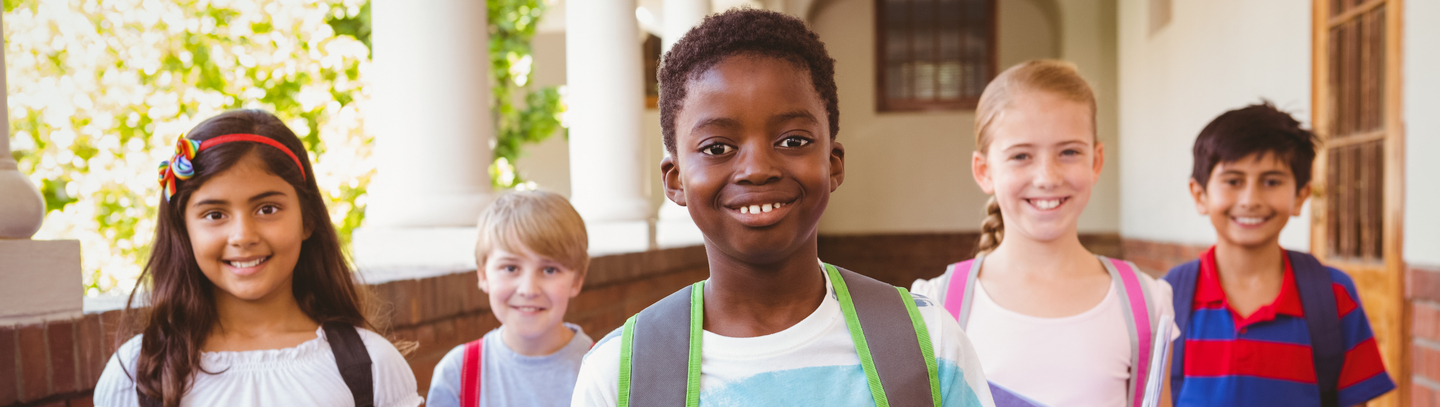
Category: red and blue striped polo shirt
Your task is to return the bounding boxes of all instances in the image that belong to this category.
[1174,247,1395,406]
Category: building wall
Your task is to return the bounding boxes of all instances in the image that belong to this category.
[1404,0,1440,403]
[1116,0,1313,250]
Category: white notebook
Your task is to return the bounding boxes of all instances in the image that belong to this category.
[1142,314,1175,407]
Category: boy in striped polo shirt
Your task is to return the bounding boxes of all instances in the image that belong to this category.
[1166,102,1394,406]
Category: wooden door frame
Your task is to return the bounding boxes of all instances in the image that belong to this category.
[1310,0,1407,405]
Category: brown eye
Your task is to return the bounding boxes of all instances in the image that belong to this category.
[702,143,735,156]
[778,136,811,148]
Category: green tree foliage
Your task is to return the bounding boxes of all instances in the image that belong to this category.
[488,0,565,189]
[5,0,375,295]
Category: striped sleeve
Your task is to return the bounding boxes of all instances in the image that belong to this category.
[1326,268,1396,406]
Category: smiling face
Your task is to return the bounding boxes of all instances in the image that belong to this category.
[973,90,1101,244]
[661,55,843,265]
[478,244,584,342]
[1191,152,1311,249]
[185,154,311,303]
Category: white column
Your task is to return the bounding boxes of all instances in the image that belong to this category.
[567,0,655,254]
[655,0,711,248]
[0,11,83,325]
[352,0,495,273]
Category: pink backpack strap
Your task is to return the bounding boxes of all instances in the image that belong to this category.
[943,254,985,329]
[1102,256,1157,407]
[460,338,484,407]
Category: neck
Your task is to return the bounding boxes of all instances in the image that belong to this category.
[1213,239,1284,281]
[212,277,317,339]
[502,323,575,357]
[702,237,827,337]
[987,230,1097,278]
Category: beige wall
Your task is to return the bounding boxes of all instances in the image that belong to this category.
[1116,0,1313,250]
[811,0,1120,234]
[1405,0,1440,266]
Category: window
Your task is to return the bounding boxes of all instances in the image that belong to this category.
[644,34,661,109]
[876,0,996,111]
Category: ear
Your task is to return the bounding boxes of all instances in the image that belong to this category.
[972,150,995,194]
[569,268,586,297]
[829,140,845,192]
[1092,141,1106,177]
[476,266,491,294]
[661,155,687,206]
[1189,178,1209,215]
[1293,182,1312,214]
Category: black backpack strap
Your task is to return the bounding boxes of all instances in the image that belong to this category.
[625,285,694,407]
[1288,251,1343,407]
[834,265,936,407]
[1162,259,1201,401]
[323,321,375,407]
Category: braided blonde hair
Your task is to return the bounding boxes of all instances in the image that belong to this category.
[972,60,1097,255]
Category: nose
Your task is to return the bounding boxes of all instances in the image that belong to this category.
[227,214,260,250]
[514,270,542,297]
[1236,180,1263,209]
[732,139,783,186]
[1032,156,1063,190]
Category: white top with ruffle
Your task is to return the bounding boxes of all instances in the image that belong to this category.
[94,326,424,407]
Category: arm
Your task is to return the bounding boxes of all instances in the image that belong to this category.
[425,345,466,407]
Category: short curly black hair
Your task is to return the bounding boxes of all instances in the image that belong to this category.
[659,8,839,155]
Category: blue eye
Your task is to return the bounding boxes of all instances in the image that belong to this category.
[544,267,560,275]
[1011,153,1030,161]
[702,143,735,156]
[1061,149,1081,156]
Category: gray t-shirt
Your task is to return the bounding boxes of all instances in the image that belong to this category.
[427,323,593,407]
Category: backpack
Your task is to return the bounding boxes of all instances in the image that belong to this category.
[137,321,375,407]
[459,338,485,407]
[941,254,1160,407]
[1163,250,1344,407]
[615,263,941,407]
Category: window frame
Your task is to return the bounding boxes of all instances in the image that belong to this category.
[874,0,998,112]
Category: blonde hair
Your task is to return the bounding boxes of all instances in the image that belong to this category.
[972,60,1098,255]
[475,190,590,274]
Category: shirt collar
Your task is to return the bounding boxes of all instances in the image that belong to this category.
[1195,245,1304,319]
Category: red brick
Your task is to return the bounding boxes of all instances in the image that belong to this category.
[68,394,95,407]
[1414,266,1440,303]
[46,320,77,393]
[35,401,65,407]
[1415,383,1436,407]
[98,310,123,361]
[75,314,104,386]
[1,325,17,406]
[1418,303,1440,342]
[17,323,49,401]
[1421,345,1440,382]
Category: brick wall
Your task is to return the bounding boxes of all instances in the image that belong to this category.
[817,232,1123,287]
[1411,265,1440,407]
[1119,238,1210,278]
[1,246,708,407]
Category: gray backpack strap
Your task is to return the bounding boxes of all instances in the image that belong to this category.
[622,285,694,407]
[834,265,937,407]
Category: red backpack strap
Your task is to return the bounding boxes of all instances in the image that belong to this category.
[460,338,484,407]
[943,255,984,328]
[1103,257,1156,407]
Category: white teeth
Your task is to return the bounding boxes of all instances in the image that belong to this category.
[740,206,750,214]
[1032,199,1061,210]
[761,203,773,212]
[1235,217,1264,225]
[748,205,761,213]
[229,257,265,268]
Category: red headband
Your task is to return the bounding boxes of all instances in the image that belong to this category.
[158,133,307,202]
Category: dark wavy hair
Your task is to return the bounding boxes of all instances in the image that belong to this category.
[659,8,839,155]
[1191,101,1319,192]
[122,109,376,406]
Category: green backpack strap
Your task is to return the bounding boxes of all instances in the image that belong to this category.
[618,282,701,407]
[828,264,941,407]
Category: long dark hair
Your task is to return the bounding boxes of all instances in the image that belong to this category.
[123,109,374,406]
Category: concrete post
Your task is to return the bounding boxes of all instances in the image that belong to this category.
[655,0,711,248]
[567,0,655,254]
[351,0,496,271]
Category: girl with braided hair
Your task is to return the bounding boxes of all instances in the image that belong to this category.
[911,60,1180,407]
[94,110,423,407]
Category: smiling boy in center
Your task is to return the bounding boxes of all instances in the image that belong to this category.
[572,9,993,407]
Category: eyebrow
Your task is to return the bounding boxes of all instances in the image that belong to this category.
[1000,140,1089,152]
[690,117,741,134]
[770,110,819,126]
[1218,169,1291,177]
[191,190,288,208]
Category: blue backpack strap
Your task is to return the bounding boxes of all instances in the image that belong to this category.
[1161,259,1201,402]
[1288,250,1343,407]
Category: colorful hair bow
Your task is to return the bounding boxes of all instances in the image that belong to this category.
[158,135,201,202]
[157,133,307,202]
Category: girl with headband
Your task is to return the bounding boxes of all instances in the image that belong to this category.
[95,110,424,407]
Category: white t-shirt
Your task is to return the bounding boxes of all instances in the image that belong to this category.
[94,326,425,407]
[572,265,996,407]
[912,265,1178,407]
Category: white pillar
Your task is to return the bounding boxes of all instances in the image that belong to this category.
[0,11,82,325]
[352,0,495,272]
[655,0,711,248]
[567,0,655,254]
